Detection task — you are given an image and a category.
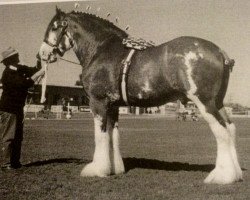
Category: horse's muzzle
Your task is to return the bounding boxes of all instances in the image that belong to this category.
[39,42,58,63]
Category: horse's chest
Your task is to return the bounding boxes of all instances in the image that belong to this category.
[85,65,119,100]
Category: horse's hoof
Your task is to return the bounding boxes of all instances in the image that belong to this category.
[204,167,242,184]
[112,164,125,175]
[112,158,125,175]
[80,162,111,177]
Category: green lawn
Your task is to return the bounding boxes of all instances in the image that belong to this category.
[0,116,249,200]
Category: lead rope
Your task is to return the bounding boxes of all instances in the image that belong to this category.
[23,62,49,123]
[40,61,49,103]
[59,57,81,66]
[23,56,81,123]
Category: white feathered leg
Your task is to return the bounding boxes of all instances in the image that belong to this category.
[81,115,111,177]
[112,122,125,174]
[204,122,239,184]
[189,95,242,184]
[219,107,243,181]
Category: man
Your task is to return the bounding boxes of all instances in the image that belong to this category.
[0,47,45,170]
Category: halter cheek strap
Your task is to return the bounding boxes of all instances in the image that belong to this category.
[64,32,74,49]
[43,39,57,48]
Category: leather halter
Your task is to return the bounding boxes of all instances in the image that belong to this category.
[43,21,74,54]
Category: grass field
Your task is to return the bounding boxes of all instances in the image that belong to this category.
[0,114,249,200]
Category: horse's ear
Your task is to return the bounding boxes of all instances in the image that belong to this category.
[56,6,63,15]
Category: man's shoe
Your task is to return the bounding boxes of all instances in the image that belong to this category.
[1,163,22,170]
[11,163,22,169]
[1,164,13,170]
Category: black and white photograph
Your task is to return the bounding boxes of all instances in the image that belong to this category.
[0,0,249,199]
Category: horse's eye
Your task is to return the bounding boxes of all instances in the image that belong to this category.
[61,21,68,27]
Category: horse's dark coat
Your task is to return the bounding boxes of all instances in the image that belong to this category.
[40,9,235,122]
[38,8,243,184]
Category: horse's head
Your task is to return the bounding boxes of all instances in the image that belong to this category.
[39,7,74,63]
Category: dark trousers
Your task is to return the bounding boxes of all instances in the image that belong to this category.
[0,111,23,166]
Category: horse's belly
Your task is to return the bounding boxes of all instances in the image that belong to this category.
[127,85,182,107]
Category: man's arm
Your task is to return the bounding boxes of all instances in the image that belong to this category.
[18,60,42,77]
[2,70,35,88]
[2,67,45,89]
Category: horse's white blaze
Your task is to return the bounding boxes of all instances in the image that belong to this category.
[81,115,111,177]
[184,51,198,95]
[48,32,57,45]
[188,94,241,184]
[112,123,125,174]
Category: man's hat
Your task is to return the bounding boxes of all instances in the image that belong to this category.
[1,47,19,63]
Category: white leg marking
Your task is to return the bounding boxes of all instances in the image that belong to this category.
[188,95,242,184]
[48,32,57,45]
[226,123,243,180]
[112,123,125,174]
[185,54,241,184]
[204,122,238,184]
[81,115,111,177]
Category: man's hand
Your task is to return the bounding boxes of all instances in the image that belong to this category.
[30,68,46,82]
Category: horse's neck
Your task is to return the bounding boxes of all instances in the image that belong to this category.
[73,31,124,68]
[69,14,127,68]
[73,38,101,67]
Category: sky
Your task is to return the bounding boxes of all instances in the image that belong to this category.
[0,0,250,106]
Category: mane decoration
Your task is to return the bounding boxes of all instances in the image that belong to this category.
[123,36,155,50]
[70,11,119,29]
[69,10,128,38]
[54,5,129,38]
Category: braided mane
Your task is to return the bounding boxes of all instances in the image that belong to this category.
[68,11,128,39]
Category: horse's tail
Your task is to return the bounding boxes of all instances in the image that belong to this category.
[215,49,234,109]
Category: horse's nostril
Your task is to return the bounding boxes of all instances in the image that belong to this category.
[52,48,58,54]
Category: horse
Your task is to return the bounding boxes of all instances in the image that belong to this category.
[38,7,242,184]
